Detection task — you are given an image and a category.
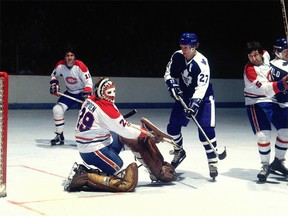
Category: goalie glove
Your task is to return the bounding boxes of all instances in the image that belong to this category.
[185,98,202,119]
[165,78,183,101]
[50,79,60,96]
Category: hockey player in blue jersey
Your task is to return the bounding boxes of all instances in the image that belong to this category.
[269,38,288,176]
[164,33,219,179]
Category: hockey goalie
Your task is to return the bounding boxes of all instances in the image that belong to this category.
[64,119,176,192]
[64,77,176,193]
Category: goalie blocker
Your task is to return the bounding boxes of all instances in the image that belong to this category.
[120,117,177,182]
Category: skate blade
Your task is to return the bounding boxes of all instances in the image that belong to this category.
[270,169,288,177]
[64,162,79,191]
[172,155,187,169]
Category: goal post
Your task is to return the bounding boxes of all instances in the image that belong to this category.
[0,72,8,198]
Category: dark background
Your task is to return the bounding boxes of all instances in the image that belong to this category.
[0,0,286,78]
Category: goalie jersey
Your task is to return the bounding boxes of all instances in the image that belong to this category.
[75,95,143,153]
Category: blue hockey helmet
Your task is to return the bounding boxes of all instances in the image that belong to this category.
[273,38,288,52]
[179,33,198,47]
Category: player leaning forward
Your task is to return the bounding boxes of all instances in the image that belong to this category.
[244,41,288,182]
[164,32,219,179]
[49,48,93,145]
[64,77,176,192]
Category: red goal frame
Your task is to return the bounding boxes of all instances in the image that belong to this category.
[0,72,8,198]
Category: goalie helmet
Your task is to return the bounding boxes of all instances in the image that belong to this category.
[179,33,198,47]
[273,38,288,59]
[94,77,116,103]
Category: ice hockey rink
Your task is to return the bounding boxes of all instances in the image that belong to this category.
[1,108,287,216]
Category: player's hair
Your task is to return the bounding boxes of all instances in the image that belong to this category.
[64,47,76,56]
[246,41,263,55]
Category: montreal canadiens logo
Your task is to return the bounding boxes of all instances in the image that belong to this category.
[66,77,78,84]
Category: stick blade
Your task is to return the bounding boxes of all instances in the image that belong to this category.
[218,147,227,160]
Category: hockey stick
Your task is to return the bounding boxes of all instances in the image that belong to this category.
[123,109,137,118]
[280,0,288,42]
[58,92,83,104]
[177,96,227,160]
[58,92,137,119]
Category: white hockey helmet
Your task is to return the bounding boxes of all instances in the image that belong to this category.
[94,77,116,103]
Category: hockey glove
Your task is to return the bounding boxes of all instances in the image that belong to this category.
[185,98,202,119]
[82,87,92,100]
[50,79,60,96]
[82,92,92,101]
[165,79,183,101]
[278,75,288,91]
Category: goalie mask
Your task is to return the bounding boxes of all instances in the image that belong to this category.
[95,77,116,103]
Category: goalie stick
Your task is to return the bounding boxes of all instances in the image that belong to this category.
[57,92,137,119]
[123,109,137,119]
[177,96,227,160]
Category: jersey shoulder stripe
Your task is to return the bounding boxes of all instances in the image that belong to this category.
[74,60,88,72]
[95,99,121,119]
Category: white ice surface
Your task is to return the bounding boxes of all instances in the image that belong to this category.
[0,108,287,216]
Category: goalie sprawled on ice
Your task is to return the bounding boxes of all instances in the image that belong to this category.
[64,77,176,192]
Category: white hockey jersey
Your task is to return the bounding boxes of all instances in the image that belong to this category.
[75,96,144,153]
[51,59,93,94]
[243,61,280,105]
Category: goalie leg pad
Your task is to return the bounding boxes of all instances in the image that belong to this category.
[65,162,138,192]
[87,162,138,192]
[119,136,177,182]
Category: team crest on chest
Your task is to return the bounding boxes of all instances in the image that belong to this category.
[181,69,192,86]
[66,77,78,84]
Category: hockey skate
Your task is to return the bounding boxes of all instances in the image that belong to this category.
[257,164,270,182]
[170,148,186,169]
[64,162,87,191]
[208,162,218,180]
[270,158,288,176]
[51,132,64,145]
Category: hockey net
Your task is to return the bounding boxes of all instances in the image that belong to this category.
[0,72,8,198]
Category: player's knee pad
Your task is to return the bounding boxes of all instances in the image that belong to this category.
[199,127,215,142]
[278,128,288,141]
[53,103,68,118]
[256,130,271,143]
[167,124,182,144]
[167,123,181,136]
